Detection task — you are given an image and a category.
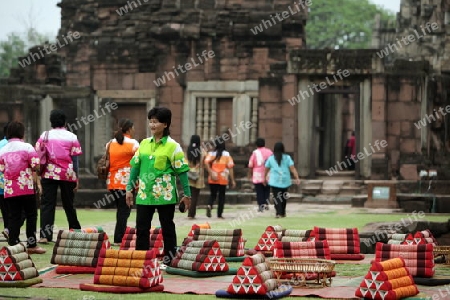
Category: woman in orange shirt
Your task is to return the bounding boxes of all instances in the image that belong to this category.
[107,119,139,244]
[204,140,236,219]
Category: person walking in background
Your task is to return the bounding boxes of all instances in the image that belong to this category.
[125,107,191,265]
[248,138,273,212]
[186,135,205,219]
[107,119,139,244]
[0,121,46,254]
[204,140,236,219]
[36,109,83,244]
[0,122,9,240]
[345,131,356,170]
[264,142,300,218]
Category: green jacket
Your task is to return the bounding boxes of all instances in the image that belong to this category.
[127,136,190,205]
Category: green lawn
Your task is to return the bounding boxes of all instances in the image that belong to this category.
[0,206,448,300]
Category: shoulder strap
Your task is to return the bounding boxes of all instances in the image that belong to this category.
[43,131,49,143]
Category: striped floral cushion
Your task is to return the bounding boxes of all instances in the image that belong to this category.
[374,243,435,277]
[273,240,331,260]
[356,257,419,300]
[94,249,162,288]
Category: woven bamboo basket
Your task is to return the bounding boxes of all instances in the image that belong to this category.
[433,246,450,264]
[268,258,336,273]
[268,258,336,288]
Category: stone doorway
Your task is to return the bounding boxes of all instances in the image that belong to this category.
[314,91,357,174]
[111,102,148,142]
[306,83,366,180]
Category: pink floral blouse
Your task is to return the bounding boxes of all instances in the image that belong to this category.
[0,138,40,198]
[35,128,83,182]
[248,147,273,184]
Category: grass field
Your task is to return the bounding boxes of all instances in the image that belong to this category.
[0,205,448,300]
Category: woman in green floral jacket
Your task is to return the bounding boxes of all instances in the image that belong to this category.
[126,107,191,265]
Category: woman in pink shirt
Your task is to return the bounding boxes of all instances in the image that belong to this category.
[0,121,46,254]
[248,138,273,212]
[35,109,83,243]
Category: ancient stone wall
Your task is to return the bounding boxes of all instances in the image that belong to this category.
[57,0,307,141]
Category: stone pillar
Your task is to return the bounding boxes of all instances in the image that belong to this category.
[182,93,197,145]
[210,98,217,140]
[297,78,314,177]
[251,97,258,143]
[39,95,53,132]
[203,98,210,141]
[232,94,251,146]
[420,77,428,150]
[195,97,203,138]
[359,78,372,178]
[334,95,344,166]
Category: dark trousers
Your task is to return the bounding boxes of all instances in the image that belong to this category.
[8,194,37,248]
[0,194,9,229]
[40,178,81,241]
[272,187,288,216]
[135,204,177,264]
[208,184,226,218]
[254,183,271,209]
[110,189,131,244]
[188,187,200,218]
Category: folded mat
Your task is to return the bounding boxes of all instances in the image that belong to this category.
[413,276,450,286]
[80,283,164,293]
[216,285,292,299]
[0,277,42,287]
[165,266,237,277]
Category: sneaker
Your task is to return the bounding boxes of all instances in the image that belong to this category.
[159,263,167,270]
[275,215,280,218]
[218,216,225,219]
[38,238,49,244]
[264,205,269,210]
[206,205,211,218]
[1,229,9,240]
[27,246,46,255]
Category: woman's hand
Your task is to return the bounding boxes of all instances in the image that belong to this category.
[36,184,42,198]
[230,180,236,189]
[126,191,134,207]
[294,178,301,185]
[180,196,191,212]
[73,180,79,193]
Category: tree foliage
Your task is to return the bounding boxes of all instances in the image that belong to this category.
[306,0,396,49]
[0,28,52,78]
[0,33,26,77]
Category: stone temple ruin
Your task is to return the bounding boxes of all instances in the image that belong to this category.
[0,0,449,211]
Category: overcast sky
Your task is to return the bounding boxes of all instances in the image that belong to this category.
[0,0,401,41]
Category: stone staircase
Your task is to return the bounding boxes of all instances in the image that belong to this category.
[73,150,368,208]
[300,170,366,197]
[75,174,112,208]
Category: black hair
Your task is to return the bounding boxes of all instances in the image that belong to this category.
[187,134,201,165]
[6,121,24,139]
[273,142,285,166]
[50,109,66,128]
[3,122,10,138]
[255,138,265,147]
[148,107,171,136]
[114,119,134,145]
[214,139,226,163]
